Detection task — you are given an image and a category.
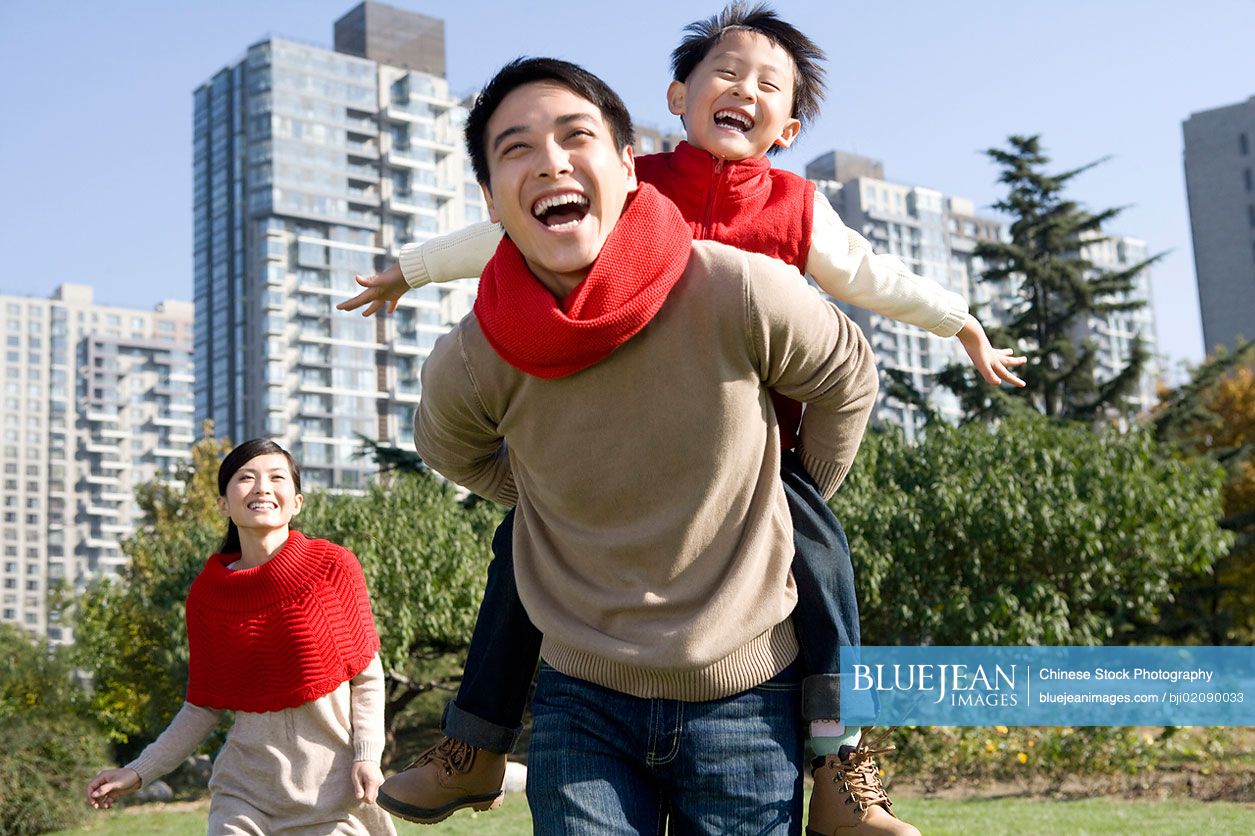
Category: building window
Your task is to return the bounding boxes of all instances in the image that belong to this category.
[1242,132,1250,156]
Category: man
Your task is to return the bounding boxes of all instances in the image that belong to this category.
[410,57,877,834]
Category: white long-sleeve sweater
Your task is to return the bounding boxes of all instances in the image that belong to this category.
[398,191,968,339]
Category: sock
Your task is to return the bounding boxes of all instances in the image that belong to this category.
[810,722,861,757]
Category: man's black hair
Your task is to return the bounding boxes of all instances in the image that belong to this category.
[670,2,827,149]
[465,57,635,186]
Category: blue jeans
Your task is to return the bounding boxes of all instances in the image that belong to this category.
[526,662,805,835]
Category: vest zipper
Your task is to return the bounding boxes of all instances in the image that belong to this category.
[702,158,725,240]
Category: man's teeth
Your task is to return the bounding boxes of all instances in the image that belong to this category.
[532,193,590,217]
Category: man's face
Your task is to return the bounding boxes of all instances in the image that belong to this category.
[481,81,637,298]
[667,29,801,161]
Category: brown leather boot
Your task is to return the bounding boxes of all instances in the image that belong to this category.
[377,736,506,824]
[806,729,920,836]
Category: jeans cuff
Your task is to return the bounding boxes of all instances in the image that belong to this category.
[441,700,521,754]
[802,674,840,722]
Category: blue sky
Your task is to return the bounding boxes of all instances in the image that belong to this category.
[2,0,1252,366]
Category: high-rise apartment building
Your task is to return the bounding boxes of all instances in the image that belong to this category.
[194,2,485,490]
[1183,95,1255,353]
[806,151,1159,435]
[1,284,193,643]
[1079,234,1160,414]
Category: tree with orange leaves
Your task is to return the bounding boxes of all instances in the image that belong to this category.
[1152,341,1255,643]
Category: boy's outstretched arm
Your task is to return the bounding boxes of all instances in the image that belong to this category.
[337,221,503,317]
[806,194,1024,387]
[956,315,1026,387]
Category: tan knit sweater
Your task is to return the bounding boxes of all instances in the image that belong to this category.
[414,240,877,702]
[126,655,393,835]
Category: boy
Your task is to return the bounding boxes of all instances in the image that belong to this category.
[346,5,1022,834]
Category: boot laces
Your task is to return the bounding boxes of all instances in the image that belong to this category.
[831,727,896,812]
[407,737,476,776]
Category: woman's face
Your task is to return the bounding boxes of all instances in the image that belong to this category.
[217,452,303,533]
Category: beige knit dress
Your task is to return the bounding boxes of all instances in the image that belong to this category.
[127,656,396,836]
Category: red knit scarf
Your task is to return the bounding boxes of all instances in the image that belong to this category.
[184,530,381,713]
[473,183,693,379]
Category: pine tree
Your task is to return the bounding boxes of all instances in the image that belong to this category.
[944,135,1161,422]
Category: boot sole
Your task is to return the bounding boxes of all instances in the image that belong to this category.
[377,788,504,824]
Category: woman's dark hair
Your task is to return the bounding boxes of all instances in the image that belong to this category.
[217,438,301,554]
[465,56,635,187]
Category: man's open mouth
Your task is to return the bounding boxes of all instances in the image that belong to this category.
[714,109,754,133]
[532,192,590,230]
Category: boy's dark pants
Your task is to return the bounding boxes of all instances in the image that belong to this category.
[441,450,860,754]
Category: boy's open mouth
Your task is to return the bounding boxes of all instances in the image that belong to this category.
[714,109,754,133]
[532,192,590,230]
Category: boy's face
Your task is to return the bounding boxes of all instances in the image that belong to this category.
[481,81,637,299]
[667,29,801,161]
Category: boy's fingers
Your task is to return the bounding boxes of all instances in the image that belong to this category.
[996,364,1026,387]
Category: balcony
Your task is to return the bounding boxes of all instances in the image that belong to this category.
[346,139,379,159]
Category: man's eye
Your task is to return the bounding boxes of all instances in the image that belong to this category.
[503,142,527,155]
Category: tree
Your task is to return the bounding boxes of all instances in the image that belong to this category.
[830,413,1231,646]
[1150,342,1255,642]
[936,135,1160,422]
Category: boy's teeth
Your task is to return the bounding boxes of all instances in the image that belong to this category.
[715,110,753,131]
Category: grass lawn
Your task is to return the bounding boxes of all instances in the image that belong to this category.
[55,792,1255,835]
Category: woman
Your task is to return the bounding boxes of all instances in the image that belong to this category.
[86,439,395,835]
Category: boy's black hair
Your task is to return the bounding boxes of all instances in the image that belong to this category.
[671,2,827,145]
[465,57,635,187]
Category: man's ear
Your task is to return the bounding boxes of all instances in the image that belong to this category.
[622,144,638,192]
[774,117,802,150]
[479,181,498,223]
[666,80,687,116]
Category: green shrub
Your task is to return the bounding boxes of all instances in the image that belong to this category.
[0,624,111,835]
[0,711,111,836]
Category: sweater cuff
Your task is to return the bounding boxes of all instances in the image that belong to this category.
[353,738,384,765]
[797,450,851,501]
[123,754,160,790]
[928,296,969,339]
[398,243,432,289]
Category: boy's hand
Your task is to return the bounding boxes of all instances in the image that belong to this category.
[351,760,384,805]
[86,767,141,809]
[338,262,409,317]
[957,316,1026,387]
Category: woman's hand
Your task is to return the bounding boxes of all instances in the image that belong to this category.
[86,767,141,809]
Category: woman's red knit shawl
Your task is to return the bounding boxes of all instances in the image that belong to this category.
[185,530,380,713]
